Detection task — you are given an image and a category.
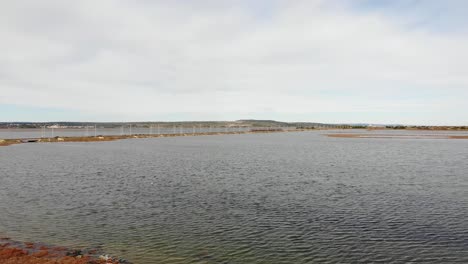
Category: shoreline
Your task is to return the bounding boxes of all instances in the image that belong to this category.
[0,129,304,147]
[326,133,468,139]
[0,237,129,264]
[3,129,468,147]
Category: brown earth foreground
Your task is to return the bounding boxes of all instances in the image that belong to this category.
[0,237,129,264]
[0,129,298,147]
[326,133,468,139]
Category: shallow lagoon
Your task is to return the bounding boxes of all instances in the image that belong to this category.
[1,132,468,263]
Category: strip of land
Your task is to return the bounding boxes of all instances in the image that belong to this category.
[326,133,468,139]
[0,129,300,147]
[0,237,128,264]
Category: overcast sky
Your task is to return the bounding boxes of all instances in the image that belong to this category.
[1,0,467,125]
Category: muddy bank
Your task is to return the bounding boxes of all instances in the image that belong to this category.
[0,237,130,264]
[0,129,304,147]
[326,133,468,139]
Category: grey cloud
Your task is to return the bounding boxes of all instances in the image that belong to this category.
[1,0,467,124]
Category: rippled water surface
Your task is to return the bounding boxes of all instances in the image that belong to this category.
[1,132,468,263]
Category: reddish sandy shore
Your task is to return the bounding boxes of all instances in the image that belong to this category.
[0,237,129,264]
[326,133,468,139]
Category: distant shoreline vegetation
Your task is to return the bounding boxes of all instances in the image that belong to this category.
[1,120,467,130]
[384,125,468,130]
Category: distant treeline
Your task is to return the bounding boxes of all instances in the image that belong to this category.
[0,120,311,129]
[2,121,466,130]
[386,125,468,130]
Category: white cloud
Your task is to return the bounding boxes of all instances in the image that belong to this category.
[0,0,467,124]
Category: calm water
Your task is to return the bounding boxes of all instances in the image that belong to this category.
[1,132,468,263]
